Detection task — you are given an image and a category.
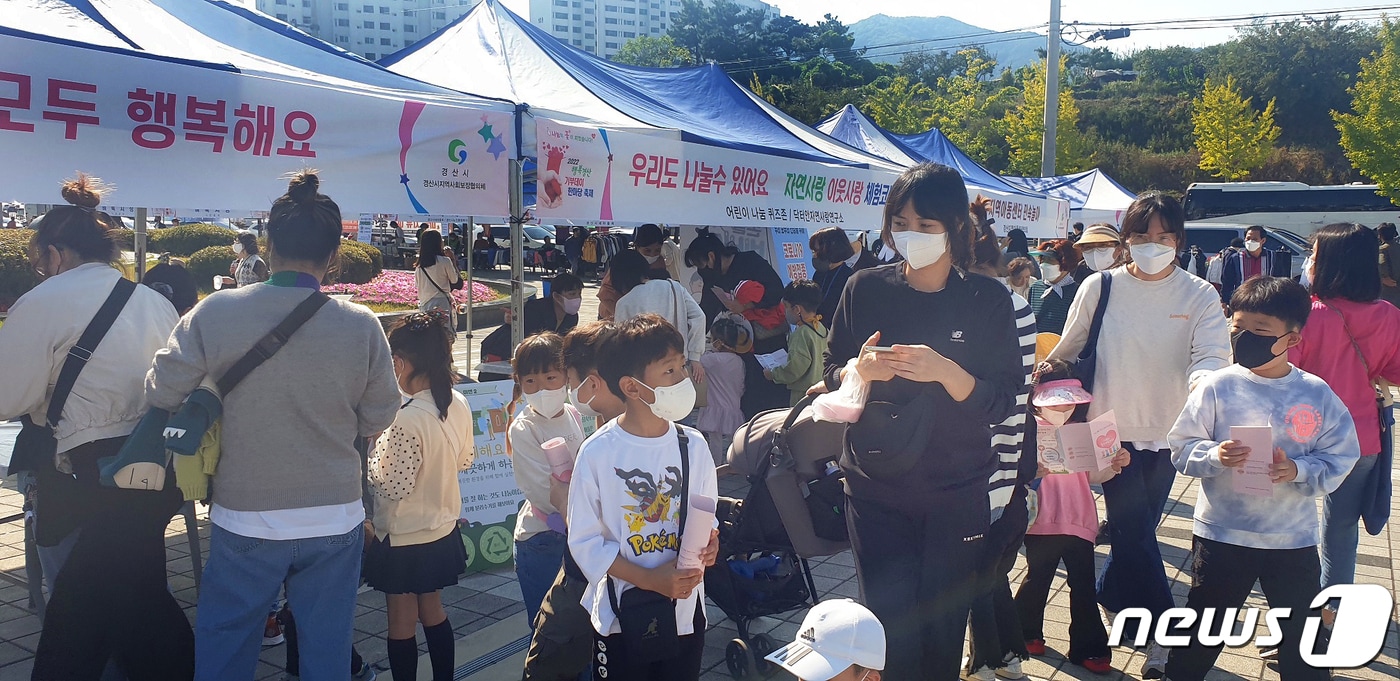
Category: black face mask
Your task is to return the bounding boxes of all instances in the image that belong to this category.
[811,256,830,272]
[1231,329,1283,369]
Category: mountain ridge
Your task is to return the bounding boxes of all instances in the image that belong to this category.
[849,14,1076,72]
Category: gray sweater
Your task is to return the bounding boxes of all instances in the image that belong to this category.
[146,283,401,512]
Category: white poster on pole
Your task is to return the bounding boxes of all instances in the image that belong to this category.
[0,35,512,218]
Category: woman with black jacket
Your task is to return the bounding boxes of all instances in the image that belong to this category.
[809,227,858,324]
[684,229,787,353]
[821,163,1025,681]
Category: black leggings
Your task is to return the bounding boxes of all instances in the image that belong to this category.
[1015,533,1109,663]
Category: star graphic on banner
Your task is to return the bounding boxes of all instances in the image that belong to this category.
[478,123,495,143]
[400,174,410,185]
[487,135,507,160]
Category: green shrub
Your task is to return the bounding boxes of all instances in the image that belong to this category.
[0,229,39,313]
[148,224,238,257]
[336,240,383,284]
[189,245,236,293]
[110,228,136,250]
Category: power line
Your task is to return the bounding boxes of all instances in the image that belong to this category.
[1068,3,1400,30]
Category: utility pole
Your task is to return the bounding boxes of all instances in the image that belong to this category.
[1041,0,1061,178]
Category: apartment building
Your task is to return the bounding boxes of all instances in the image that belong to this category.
[528,0,777,59]
[254,0,484,61]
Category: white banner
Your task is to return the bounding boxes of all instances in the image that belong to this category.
[0,36,512,217]
[536,117,895,229]
[455,380,523,527]
[534,117,1066,236]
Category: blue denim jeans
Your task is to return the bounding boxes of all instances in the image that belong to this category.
[195,523,363,681]
[1321,453,1380,588]
[1096,445,1177,617]
[515,530,567,628]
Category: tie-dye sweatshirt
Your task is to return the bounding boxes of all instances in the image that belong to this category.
[1168,364,1360,550]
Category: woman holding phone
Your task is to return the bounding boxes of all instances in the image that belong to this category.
[821,163,1025,681]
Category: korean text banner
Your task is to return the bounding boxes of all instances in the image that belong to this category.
[535,117,897,229]
[0,36,511,217]
[455,380,524,573]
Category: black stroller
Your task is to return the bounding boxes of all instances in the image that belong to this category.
[706,396,851,678]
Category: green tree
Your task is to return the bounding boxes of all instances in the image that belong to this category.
[668,0,765,64]
[1334,18,1400,202]
[862,76,936,134]
[926,49,1016,167]
[1215,17,1379,149]
[611,35,696,67]
[1191,76,1281,180]
[1004,57,1092,176]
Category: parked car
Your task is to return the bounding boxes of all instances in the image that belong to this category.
[475,224,556,251]
[1184,222,1309,279]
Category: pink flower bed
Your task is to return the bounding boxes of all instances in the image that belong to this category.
[324,269,498,306]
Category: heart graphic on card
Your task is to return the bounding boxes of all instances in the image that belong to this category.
[1095,430,1118,450]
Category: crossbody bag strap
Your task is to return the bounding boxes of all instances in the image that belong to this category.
[422,263,452,299]
[1320,300,1377,384]
[1077,271,1112,364]
[609,425,692,615]
[216,292,331,396]
[46,278,138,428]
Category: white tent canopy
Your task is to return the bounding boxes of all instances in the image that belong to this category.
[1003,169,1139,229]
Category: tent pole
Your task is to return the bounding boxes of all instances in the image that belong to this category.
[510,159,525,352]
[464,217,475,373]
[134,208,147,283]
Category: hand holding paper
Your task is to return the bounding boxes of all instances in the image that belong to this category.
[542,437,574,483]
[1228,426,1274,497]
[676,494,717,570]
[1269,447,1298,483]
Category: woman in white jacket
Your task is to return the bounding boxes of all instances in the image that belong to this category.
[366,309,475,681]
[611,249,708,383]
[0,175,189,679]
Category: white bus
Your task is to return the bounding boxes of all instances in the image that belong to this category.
[1183,182,1400,237]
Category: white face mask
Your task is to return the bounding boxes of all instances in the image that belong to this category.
[1084,249,1117,272]
[232,242,245,255]
[1244,239,1262,253]
[891,230,948,270]
[1129,242,1177,276]
[558,295,583,315]
[643,253,661,265]
[1040,408,1074,426]
[570,378,600,418]
[634,377,696,422]
[525,386,568,417]
[1040,264,1062,282]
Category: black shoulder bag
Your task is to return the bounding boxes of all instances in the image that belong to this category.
[1074,271,1113,392]
[606,426,691,663]
[216,292,331,396]
[12,279,137,476]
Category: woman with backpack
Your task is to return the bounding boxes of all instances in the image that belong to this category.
[1047,193,1230,679]
[1291,223,1400,594]
[821,163,1025,681]
[0,175,191,679]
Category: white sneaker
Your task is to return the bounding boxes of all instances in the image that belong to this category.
[966,665,998,681]
[997,654,1026,679]
[1139,642,1169,680]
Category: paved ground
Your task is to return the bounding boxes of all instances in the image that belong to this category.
[0,270,1393,680]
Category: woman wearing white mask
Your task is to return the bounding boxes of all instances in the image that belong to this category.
[1047,193,1230,679]
[1071,223,1126,283]
[1028,239,1081,335]
[508,332,586,630]
[820,163,1026,681]
[220,230,269,289]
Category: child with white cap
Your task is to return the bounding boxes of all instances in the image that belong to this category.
[1014,359,1128,674]
[766,599,885,681]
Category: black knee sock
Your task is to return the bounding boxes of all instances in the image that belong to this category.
[423,618,455,681]
[387,636,418,681]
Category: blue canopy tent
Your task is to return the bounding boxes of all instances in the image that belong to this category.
[818,104,1068,237]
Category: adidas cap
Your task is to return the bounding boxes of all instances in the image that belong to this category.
[765,599,885,681]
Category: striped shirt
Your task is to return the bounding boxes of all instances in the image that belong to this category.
[1028,278,1078,336]
[989,292,1037,516]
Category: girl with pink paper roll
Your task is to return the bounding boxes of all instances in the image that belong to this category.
[508,332,585,629]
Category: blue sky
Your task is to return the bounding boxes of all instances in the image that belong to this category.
[503,0,1396,52]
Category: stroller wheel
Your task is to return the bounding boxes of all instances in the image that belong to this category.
[752,633,778,677]
[726,639,751,679]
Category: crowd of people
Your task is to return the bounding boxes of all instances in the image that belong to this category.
[0,161,1395,681]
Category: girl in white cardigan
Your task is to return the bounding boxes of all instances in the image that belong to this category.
[366,310,475,681]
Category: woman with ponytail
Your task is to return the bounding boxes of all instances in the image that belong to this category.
[0,174,190,679]
[147,172,402,681]
[365,309,475,681]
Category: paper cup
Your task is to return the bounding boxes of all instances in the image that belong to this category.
[543,437,573,483]
[676,494,717,570]
[212,275,224,291]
